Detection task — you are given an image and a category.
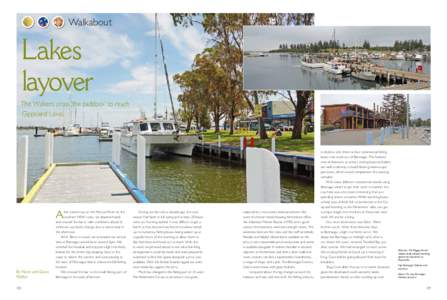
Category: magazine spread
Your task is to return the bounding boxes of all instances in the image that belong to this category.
[2,1,446,299]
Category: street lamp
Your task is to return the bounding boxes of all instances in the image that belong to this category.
[406,94,410,139]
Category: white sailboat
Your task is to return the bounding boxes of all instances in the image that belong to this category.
[120,13,199,158]
[64,106,81,136]
[300,55,323,68]
[64,124,81,136]
[392,52,405,60]
[351,71,376,82]
[301,60,324,68]
[121,119,198,157]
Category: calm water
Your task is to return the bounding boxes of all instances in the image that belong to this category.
[243,54,431,90]
[17,130,314,203]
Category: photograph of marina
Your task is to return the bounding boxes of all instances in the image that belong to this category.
[243,26,430,90]
[16,13,315,204]
[320,93,430,145]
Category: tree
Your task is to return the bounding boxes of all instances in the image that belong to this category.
[174,66,210,131]
[279,90,314,139]
[171,13,314,138]
[362,40,370,49]
[382,94,407,126]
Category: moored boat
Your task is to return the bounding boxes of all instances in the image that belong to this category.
[351,71,376,82]
[413,53,423,61]
[98,122,113,142]
[63,124,81,137]
[392,52,406,60]
[323,62,344,75]
[120,14,199,158]
[300,60,324,68]
[120,119,199,157]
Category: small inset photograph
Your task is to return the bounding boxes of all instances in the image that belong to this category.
[320,93,430,145]
[243,26,430,90]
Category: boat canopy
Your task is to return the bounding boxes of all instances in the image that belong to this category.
[125,120,177,134]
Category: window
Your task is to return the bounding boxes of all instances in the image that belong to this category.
[150,123,161,132]
[163,123,174,130]
[139,123,148,131]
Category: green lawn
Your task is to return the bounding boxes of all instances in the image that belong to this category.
[192,130,314,154]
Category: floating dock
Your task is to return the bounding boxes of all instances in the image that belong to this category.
[193,143,314,180]
[20,162,148,204]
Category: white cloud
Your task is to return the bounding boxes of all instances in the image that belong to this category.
[144,13,207,61]
[106,65,165,95]
[120,58,132,69]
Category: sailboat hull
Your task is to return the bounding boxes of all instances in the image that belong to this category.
[121,134,199,157]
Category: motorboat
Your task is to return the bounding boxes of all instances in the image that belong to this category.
[120,119,199,157]
[98,122,113,142]
[351,71,376,82]
[63,124,81,136]
[300,60,324,68]
[392,52,406,60]
[323,62,344,75]
[413,53,423,61]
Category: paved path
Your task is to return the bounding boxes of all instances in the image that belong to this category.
[33,163,135,203]
[321,127,430,145]
[321,129,380,145]
[380,127,430,145]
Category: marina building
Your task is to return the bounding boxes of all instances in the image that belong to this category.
[321,103,391,129]
[263,100,314,127]
[238,100,314,130]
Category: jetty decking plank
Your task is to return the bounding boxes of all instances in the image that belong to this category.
[33,164,135,203]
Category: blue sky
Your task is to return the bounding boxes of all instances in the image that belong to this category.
[17,13,210,127]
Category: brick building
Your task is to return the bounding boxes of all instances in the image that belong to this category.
[321,103,391,129]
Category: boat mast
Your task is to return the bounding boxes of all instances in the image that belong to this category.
[159,39,178,127]
[153,13,158,119]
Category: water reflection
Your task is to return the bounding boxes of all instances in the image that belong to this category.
[17,130,314,203]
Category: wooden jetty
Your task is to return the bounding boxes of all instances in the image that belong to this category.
[17,133,292,204]
[17,134,149,204]
[22,162,147,203]
[349,63,430,87]
[193,141,314,180]
[381,81,430,90]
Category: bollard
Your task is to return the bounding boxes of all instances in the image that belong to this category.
[217,134,221,157]
[112,132,121,166]
[201,134,204,153]
[137,135,146,191]
[250,137,254,147]
[271,136,276,153]
[49,133,54,165]
[246,148,281,203]
[243,137,248,157]
[401,126,405,139]
[379,127,385,145]
[366,131,373,145]
[240,136,244,159]
[17,136,29,199]
[44,132,53,169]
